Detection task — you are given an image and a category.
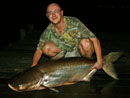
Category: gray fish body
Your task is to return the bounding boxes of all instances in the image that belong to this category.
[8,52,123,92]
[37,58,95,87]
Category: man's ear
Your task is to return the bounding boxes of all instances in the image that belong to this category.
[61,10,63,16]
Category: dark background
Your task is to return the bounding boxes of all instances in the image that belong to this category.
[0,1,130,97]
[1,0,130,48]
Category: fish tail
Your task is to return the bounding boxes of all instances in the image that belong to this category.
[102,52,123,80]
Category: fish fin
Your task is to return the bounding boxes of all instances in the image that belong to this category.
[51,51,66,60]
[41,85,59,93]
[63,82,75,85]
[36,86,45,90]
[82,69,97,82]
[48,87,59,93]
[103,52,123,63]
[103,63,119,80]
[103,52,123,80]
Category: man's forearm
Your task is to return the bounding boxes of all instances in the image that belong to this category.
[91,38,102,64]
[32,50,42,67]
[96,39,102,63]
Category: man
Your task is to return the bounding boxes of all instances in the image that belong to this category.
[32,3,102,70]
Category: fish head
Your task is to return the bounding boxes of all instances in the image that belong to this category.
[8,81,47,92]
[8,68,45,92]
[8,83,27,92]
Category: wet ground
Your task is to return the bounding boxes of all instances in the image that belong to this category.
[0,31,130,98]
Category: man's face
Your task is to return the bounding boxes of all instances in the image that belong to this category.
[46,4,63,25]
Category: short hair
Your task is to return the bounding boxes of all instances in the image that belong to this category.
[46,3,62,12]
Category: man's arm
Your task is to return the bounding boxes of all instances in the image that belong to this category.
[31,49,42,67]
[90,37,102,70]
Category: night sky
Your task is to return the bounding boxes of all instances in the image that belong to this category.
[1,0,130,48]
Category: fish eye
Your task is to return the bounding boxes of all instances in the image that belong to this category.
[44,79,48,83]
[40,74,49,85]
[43,79,49,86]
[43,75,49,83]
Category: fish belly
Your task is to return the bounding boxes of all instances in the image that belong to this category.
[43,64,91,87]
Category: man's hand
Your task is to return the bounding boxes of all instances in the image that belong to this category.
[90,61,102,70]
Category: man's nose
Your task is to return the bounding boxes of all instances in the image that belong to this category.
[52,12,56,16]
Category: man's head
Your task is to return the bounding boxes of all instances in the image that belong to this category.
[46,3,63,25]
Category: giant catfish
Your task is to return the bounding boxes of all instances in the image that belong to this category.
[8,52,123,92]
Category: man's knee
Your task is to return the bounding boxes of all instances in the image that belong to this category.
[42,42,60,57]
[79,39,92,50]
[78,38,94,58]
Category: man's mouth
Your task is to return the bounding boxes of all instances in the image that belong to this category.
[52,16,58,20]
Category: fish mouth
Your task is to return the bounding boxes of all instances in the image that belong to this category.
[8,84,19,92]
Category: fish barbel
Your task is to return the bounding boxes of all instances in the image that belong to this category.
[8,52,123,92]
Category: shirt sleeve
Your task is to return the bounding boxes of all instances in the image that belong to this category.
[36,31,47,51]
[76,19,96,38]
[36,23,53,51]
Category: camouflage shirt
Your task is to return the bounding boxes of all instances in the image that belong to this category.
[37,16,96,52]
